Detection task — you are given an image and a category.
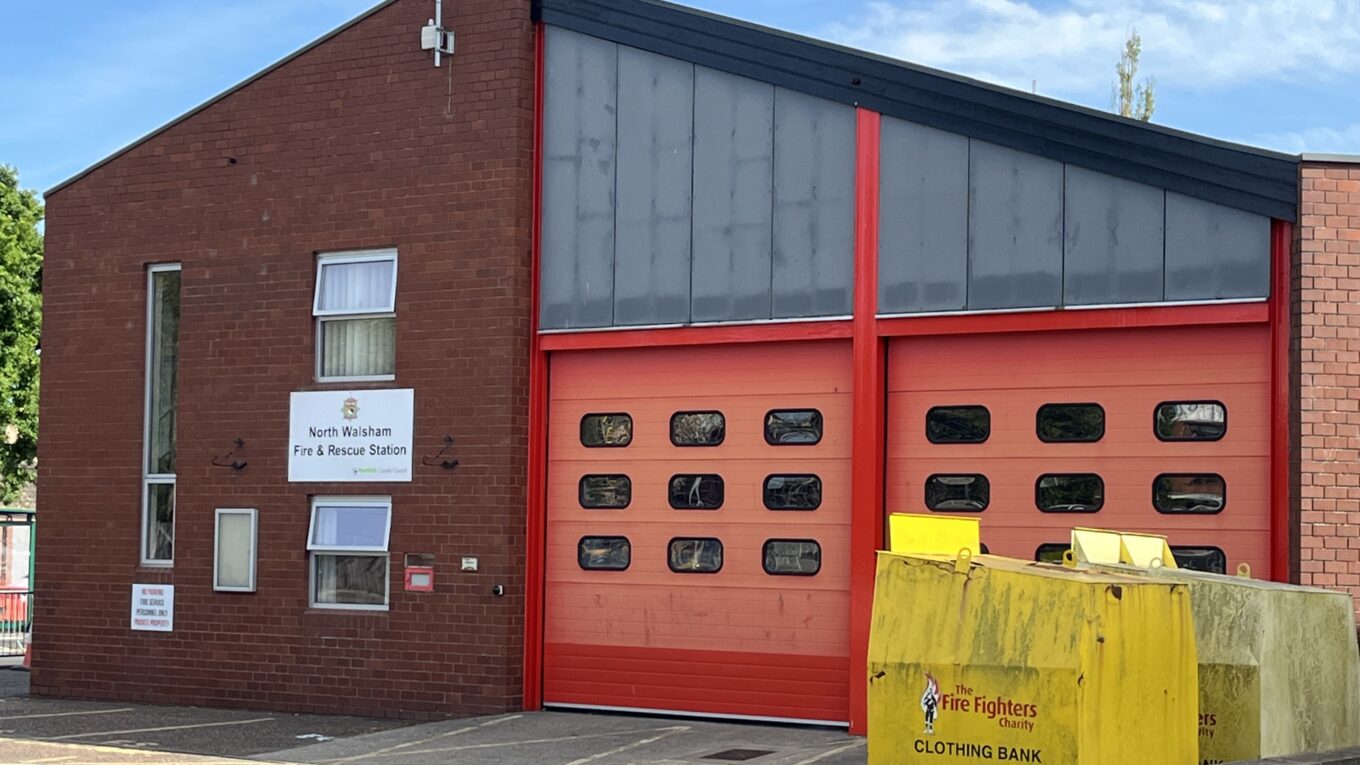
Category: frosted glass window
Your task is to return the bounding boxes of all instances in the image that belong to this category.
[214,509,257,592]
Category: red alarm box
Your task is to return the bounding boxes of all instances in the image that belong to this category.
[404,565,435,592]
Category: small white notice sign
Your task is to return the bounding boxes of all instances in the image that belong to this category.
[289,389,414,482]
[130,584,174,632]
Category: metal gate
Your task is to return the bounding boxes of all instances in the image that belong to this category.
[0,510,34,656]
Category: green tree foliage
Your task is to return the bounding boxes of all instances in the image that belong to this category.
[1114,29,1156,122]
[0,166,42,504]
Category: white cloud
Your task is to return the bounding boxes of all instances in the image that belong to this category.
[1254,123,1360,155]
[824,0,1360,102]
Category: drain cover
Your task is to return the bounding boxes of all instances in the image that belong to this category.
[702,749,776,762]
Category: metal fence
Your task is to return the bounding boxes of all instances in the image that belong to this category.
[0,590,30,656]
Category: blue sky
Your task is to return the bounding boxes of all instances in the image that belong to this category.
[5,0,1359,197]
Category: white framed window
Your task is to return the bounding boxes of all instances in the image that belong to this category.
[307,497,392,610]
[214,509,258,592]
[142,264,181,566]
[313,249,397,382]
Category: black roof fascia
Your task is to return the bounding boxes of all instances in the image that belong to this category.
[534,0,1298,221]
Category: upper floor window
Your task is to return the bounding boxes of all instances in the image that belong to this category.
[671,412,725,446]
[765,410,823,445]
[1155,401,1227,441]
[1035,474,1104,513]
[926,406,990,444]
[314,250,397,381]
[142,264,181,566]
[1036,403,1105,443]
[925,474,990,512]
[1154,474,1226,514]
[580,413,632,447]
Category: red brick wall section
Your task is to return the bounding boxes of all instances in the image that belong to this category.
[1297,160,1360,614]
[36,0,535,719]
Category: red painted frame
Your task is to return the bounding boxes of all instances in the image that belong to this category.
[848,108,884,735]
[523,22,548,712]
[521,70,1295,720]
[1270,219,1292,583]
[539,319,851,352]
[878,301,1267,337]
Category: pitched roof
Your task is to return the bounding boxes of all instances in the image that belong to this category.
[534,0,1299,221]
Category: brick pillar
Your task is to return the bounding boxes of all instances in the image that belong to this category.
[1297,158,1360,613]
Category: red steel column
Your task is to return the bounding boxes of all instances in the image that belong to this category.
[1270,218,1293,583]
[523,21,548,710]
[849,107,884,734]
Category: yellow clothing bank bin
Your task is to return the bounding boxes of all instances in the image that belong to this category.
[1070,527,1360,762]
[868,515,1198,765]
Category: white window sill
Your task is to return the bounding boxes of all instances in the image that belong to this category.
[314,375,397,384]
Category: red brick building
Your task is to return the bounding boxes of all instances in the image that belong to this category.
[1297,155,1360,594]
[35,0,1353,733]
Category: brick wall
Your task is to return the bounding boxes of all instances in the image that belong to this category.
[1297,159,1360,612]
[36,0,535,718]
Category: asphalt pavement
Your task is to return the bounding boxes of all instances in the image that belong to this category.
[0,673,865,765]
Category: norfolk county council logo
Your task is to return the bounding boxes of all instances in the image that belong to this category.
[921,672,940,734]
[341,396,360,421]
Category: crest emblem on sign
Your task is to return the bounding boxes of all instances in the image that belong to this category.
[341,396,360,421]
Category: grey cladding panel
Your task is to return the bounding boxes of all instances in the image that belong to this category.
[691,67,775,323]
[540,27,617,329]
[967,141,1064,310]
[1165,193,1270,301]
[772,89,855,319]
[1063,166,1165,305]
[878,118,968,314]
[613,47,694,325]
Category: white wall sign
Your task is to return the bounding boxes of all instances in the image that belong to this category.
[131,584,174,632]
[289,389,414,482]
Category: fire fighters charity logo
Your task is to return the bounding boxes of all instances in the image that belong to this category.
[341,396,360,421]
[921,672,940,734]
